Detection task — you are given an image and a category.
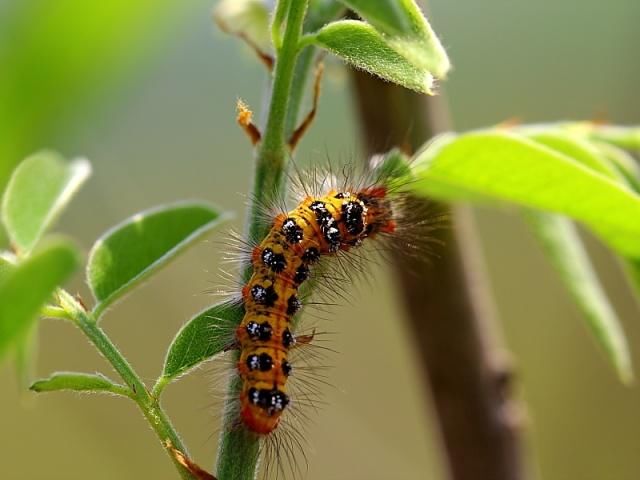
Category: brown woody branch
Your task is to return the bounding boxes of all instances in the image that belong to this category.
[349,69,528,480]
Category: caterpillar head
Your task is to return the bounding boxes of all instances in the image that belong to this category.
[357,187,396,237]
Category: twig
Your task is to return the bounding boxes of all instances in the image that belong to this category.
[56,290,196,480]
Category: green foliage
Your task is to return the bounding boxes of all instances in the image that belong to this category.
[158,301,244,391]
[339,0,410,35]
[0,0,197,191]
[524,211,632,383]
[339,0,450,77]
[410,124,640,380]
[0,254,15,282]
[315,20,435,94]
[528,132,621,180]
[310,0,449,94]
[597,142,640,192]
[87,202,230,318]
[411,130,640,259]
[0,147,230,478]
[2,151,91,253]
[30,371,131,397]
[589,125,640,151]
[0,238,78,359]
[4,0,638,478]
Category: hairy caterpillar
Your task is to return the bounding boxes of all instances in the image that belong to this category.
[237,185,396,434]
[177,157,439,479]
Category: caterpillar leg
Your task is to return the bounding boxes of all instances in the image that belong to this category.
[236,99,262,145]
[288,62,324,151]
[166,441,217,480]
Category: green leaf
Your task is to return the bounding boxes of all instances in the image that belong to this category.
[411,131,640,259]
[595,142,640,193]
[0,238,78,359]
[338,0,450,78]
[30,371,130,396]
[524,210,632,384]
[588,125,640,151]
[314,20,435,94]
[591,142,640,303]
[157,300,243,392]
[87,202,230,317]
[14,326,38,389]
[339,0,410,35]
[527,132,622,181]
[0,253,16,282]
[0,224,9,251]
[1,151,90,253]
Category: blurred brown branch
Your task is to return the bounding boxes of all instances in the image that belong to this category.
[350,68,528,480]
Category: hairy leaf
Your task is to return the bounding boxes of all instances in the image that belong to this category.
[87,202,229,318]
[339,0,410,35]
[525,211,632,383]
[0,239,78,359]
[159,301,243,389]
[1,151,90,253]
[30,371,130,396]
[315,20,434,94]
[411,131,640,258]
[338,0,450,77]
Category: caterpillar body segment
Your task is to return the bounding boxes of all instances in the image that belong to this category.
[237,187,395,434]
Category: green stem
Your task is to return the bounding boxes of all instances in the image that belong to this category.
[271,0,291,49]
[247,0,309,245]
[216,1,310,479]
[57,290,195,480]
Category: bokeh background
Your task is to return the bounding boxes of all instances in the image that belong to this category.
[2,0,640,479]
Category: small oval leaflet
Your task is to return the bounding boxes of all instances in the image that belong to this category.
[30,371,130,396]
[0,238,78,359]
[87,202,230,318]
[158,300,244,391]
[1,151,90,253]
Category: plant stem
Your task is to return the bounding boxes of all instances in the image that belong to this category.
[216,1,310,479]
[57,290,196,480]
[247,0,309,245]
[271,0,291,49]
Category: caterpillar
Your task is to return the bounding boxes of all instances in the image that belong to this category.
[175,157,439,480]
[237,185,397,434]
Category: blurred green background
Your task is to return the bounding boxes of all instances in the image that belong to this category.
[1,0,639,478]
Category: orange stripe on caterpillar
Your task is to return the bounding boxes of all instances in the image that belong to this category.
[236,187,395,434]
